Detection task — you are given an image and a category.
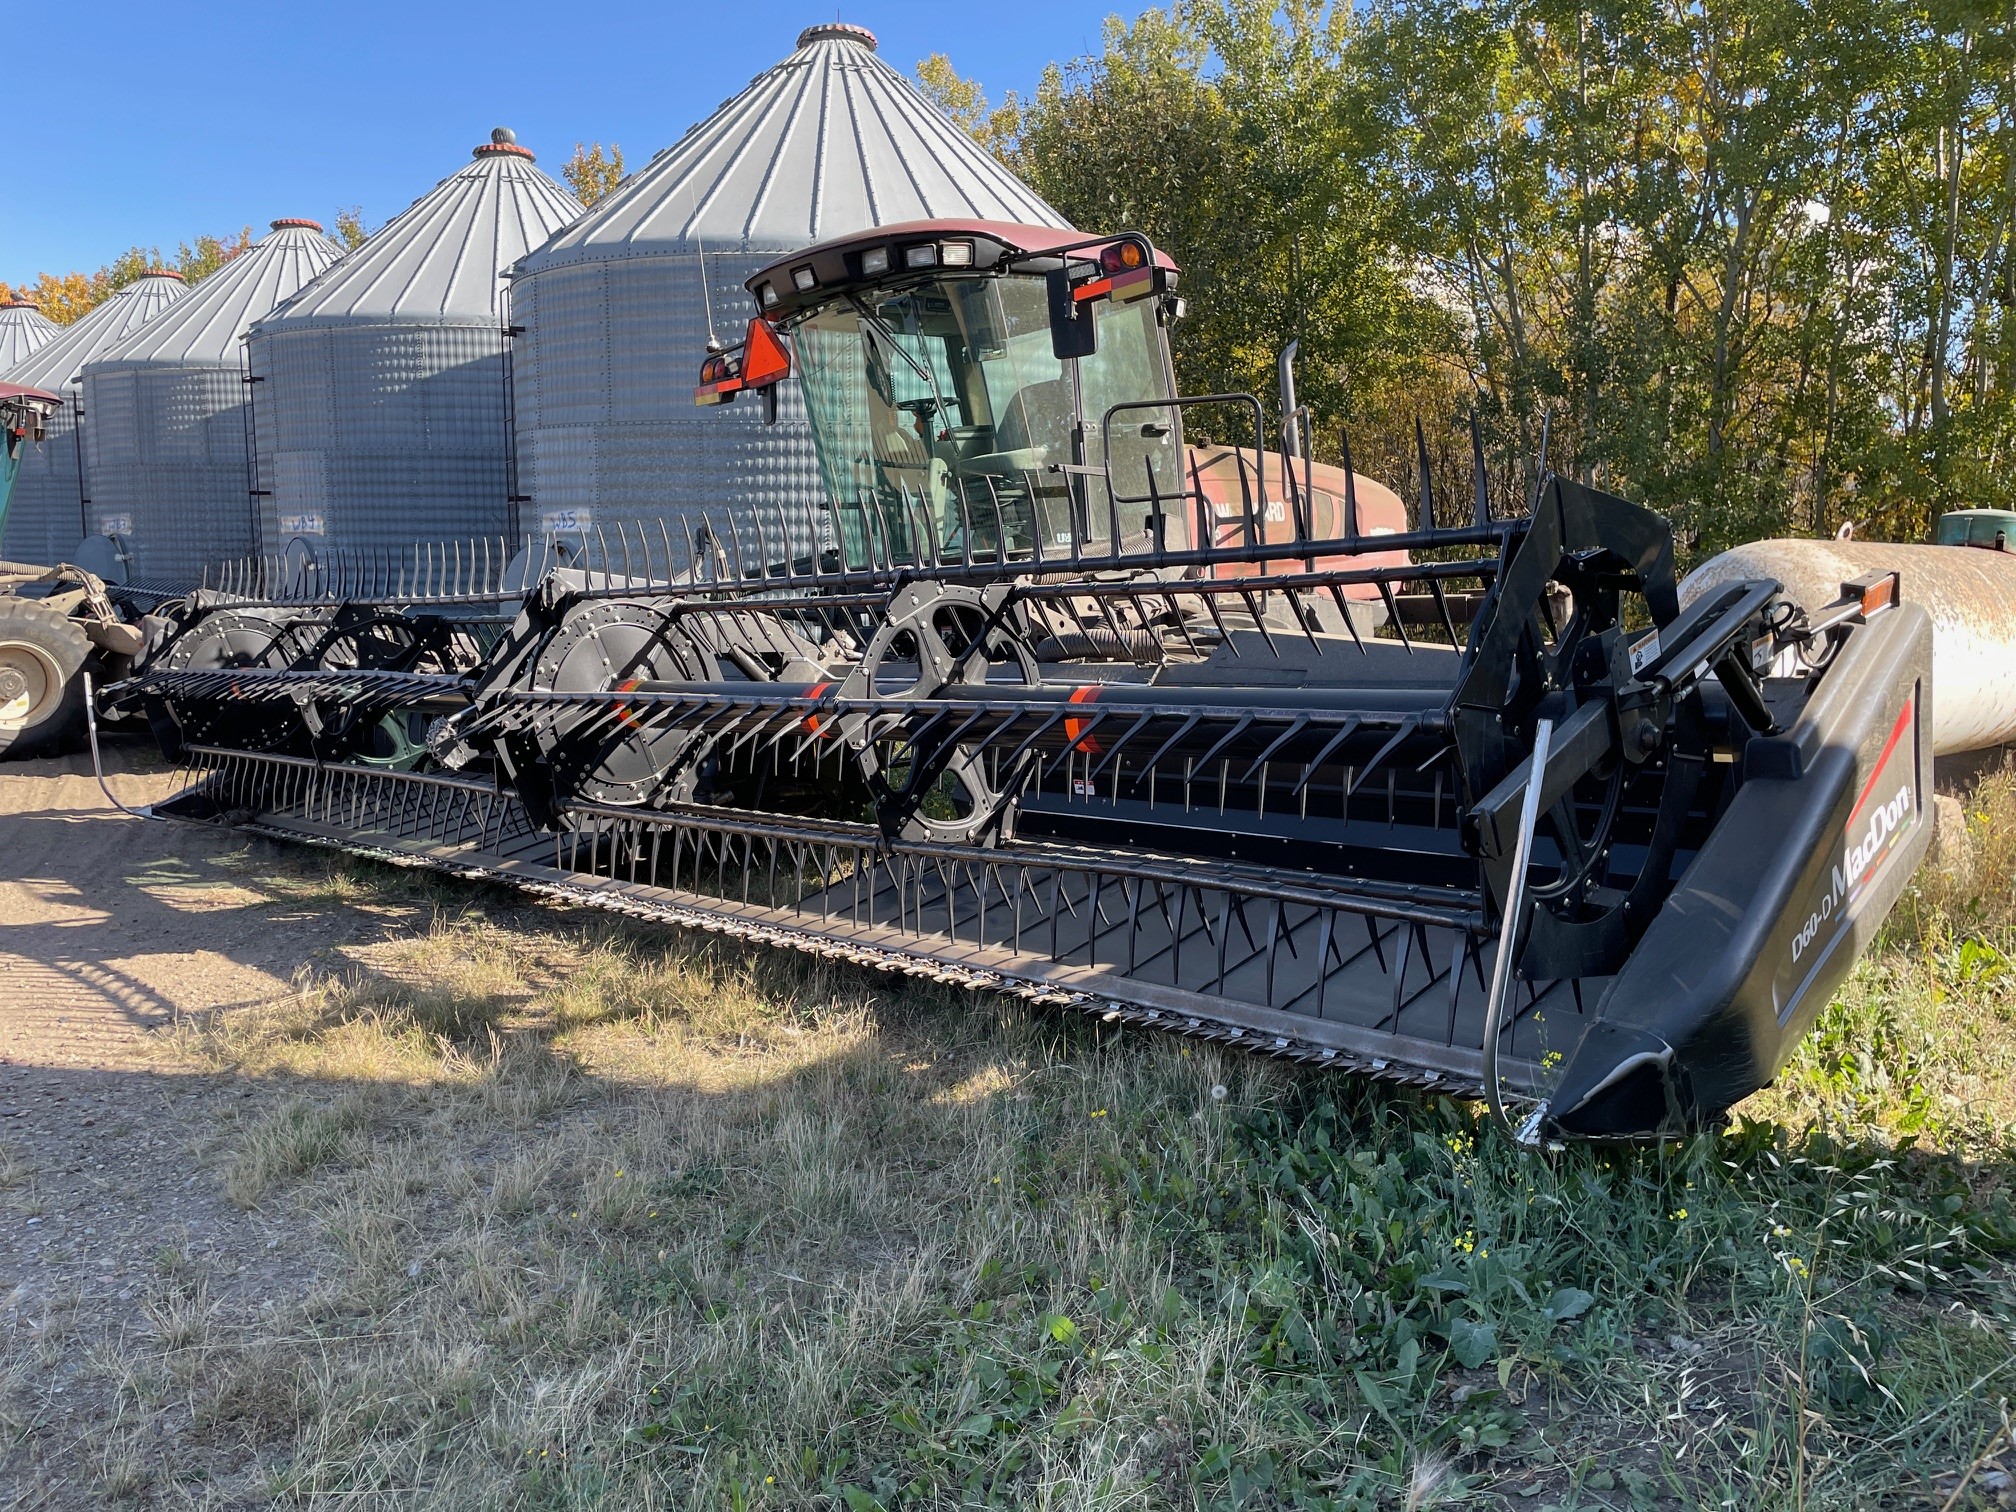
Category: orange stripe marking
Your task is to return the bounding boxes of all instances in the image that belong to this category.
[1064,685,1103,754]
[801,680,832,737]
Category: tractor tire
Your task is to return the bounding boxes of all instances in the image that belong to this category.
[0,598,94,760]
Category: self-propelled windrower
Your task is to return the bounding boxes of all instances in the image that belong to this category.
[126,219,1958,1140]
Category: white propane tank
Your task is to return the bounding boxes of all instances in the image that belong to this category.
[1681,538,2016,756]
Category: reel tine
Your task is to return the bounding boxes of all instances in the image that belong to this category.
[1415,415,1436,535]
[1340,427,1359,543]
[1470,407,1491,528]
[1530,410,1552,514]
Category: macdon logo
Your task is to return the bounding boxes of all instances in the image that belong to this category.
[1789,693,1920,968]
[1791,780,1915,964]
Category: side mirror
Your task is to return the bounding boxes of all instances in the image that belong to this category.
[694,317,793,417]
[1047,237,1164,360]
[1046,268,1097,360]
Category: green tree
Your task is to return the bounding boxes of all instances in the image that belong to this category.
[911,0,2016,556]
[933,7,1460,495]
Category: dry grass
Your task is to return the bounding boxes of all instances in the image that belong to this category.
[2,798,2014,1506]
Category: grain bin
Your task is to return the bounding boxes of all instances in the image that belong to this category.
[247,130,582,558]
[80,222,342,585]
[0,271,187,567]
[509,23,1069,570]
[0,300,57,372]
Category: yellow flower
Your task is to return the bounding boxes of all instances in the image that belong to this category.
[1091,1108,1108,1119]
[1671,1208,1689,1221]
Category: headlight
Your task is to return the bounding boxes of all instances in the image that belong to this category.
[861,246,890,276]
[904,244,938,269]
[791,265,818,291]
[939,241,975,267]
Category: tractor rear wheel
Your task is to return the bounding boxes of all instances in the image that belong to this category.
[0,599,93,760]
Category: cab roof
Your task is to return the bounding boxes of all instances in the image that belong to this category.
[0,381,62,409]
[744,220,1177,321]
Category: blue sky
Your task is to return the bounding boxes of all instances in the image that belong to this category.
[1,1,1119,284]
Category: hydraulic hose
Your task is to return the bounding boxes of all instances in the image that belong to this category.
[1480,716,1552,1146]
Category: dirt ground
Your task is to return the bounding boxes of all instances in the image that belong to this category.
[0,743,437,1502]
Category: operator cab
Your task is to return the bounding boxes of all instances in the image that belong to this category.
[699,221,1187,563]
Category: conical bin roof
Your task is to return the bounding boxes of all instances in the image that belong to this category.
[0,301,58,371]
[2,272,186,389]
[520,23,1067,273]
[89,222,342,369]
[264,130,581,330]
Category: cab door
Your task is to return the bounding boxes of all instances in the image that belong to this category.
[1074,295,1184,553]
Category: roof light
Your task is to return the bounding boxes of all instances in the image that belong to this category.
[904,244,938,269]
[759,282,779,309]
[861,246,890,276]
[791,265,818,292]
[1100,240,1148,274]
[939,241,974,267]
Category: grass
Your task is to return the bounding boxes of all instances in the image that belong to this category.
[7,789,2016,1507]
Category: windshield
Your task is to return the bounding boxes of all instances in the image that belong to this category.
[791,272,1177,564]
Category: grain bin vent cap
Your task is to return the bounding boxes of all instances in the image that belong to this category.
[475,125,536,160]
[795,22,876,48]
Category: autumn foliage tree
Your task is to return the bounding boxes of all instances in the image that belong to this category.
[916,54,1024,154]
[563,143,626,208]
[924,0,2016,559]
[0,228,254,327]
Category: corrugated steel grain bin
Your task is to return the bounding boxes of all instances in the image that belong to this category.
[247,130,582,557]
[0,272,187,567]
[83,224,342,585]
